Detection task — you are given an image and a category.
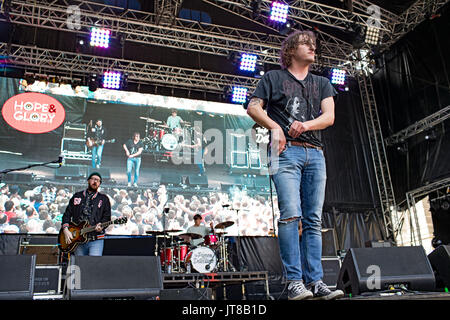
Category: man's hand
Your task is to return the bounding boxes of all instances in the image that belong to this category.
[271,128,287,156]
[63,228,73,244]
[288,121,310,139]
[95,223,103,232]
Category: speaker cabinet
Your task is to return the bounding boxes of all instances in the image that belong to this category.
[0,255,36,300]
[322,257,341,288]
[322,228,338,257]
[187,174,208,187]
[66,256,163,300]
[159,288,212,300]
[337,246,435,295]
[428,245,450,289]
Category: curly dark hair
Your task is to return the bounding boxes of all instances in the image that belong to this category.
[279,30,317,69]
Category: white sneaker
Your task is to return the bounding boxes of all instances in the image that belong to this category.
[133,183,138,187]
[307,281,344,300]
[127,182,131,187]
[288,281,313,300]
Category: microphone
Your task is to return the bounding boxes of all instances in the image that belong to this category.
[222,204,230,208]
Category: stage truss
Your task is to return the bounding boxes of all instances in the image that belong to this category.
[1,0,449,243]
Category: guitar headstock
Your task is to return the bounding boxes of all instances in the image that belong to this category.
[114,217,128,225]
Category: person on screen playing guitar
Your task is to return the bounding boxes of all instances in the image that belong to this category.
[61,172,111,256]
[87,119,107,169]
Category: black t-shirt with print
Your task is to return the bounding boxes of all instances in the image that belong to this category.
[250,69,337,148]
[125,139,144,157]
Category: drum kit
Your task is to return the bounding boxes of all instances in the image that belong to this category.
[146,220,236,274]
[140,116,193,152]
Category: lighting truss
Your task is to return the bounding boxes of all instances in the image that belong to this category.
[0,43,259,93]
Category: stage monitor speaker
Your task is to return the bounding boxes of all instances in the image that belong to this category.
[159,288,212,300]
[160,173,181,185]
[428,245,450,289]
[187,174,208,187]
[322,228,338,257]
[365,240,392,248]
[0,255,36,300]
[66,255,162,300]
[55,166,83,179]
[337,246,435,295]
[221,184,234,192]
[3,172,33,183]
[87,167,111,180]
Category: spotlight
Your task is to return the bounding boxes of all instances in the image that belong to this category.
[270,2,289,23]
[365,26,380,45]
[330,68,346,85]
[240,53,257,72]
[231,87,248,104]
[90,27,110,48]
[102,71,122,90]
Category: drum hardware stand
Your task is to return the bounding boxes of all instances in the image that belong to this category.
[235,208,244,272]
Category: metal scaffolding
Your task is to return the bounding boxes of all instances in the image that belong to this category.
[1,0,449,245]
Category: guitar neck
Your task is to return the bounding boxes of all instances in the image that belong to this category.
[81,220,113,235]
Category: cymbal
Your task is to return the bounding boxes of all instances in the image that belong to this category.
[158,124,169,128]
[165,229,182,233]
[139,116,162,123]
[178,232,202,239]
[215,231,228,235]
[145,230,165,235]
[215,221,234,229]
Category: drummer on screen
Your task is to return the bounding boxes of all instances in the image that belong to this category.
[184,214,214,247]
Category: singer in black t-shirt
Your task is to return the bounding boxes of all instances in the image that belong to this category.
[123,132,144,187]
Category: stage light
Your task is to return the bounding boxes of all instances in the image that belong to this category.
[330,68,346,85]
[240,53,257,72]
[231,87,248,104]
[365,26,380,45]
[270,2,289,23]
[102,71,122,89]
[90,27,110,48]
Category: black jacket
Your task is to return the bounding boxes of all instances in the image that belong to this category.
[62,189,111,237]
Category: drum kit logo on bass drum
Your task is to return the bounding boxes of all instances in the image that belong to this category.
[147,221,236,274]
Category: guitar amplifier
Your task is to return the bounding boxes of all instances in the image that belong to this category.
[18,236,60,265]
[33,266,62,296]
[63,123,86,139]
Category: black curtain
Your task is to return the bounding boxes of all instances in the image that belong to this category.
[372,3,450,207]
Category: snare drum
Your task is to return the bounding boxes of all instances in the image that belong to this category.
[204,234,218,247]
[184,246,217,273]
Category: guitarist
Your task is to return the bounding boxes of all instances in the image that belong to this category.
[61,172,111,256]
[87,119,107,169]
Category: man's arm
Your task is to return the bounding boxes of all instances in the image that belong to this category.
[288,96,335,138]
[123,143,130,157]
[247,98,286,155]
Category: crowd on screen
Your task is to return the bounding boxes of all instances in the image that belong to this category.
[0,183,279,237]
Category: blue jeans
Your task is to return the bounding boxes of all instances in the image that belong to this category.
[127,157,141,184]
[74,239,104,256]
[91,144,104,168]
[270,144,326,285]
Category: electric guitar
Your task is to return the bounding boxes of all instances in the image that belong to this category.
[86,138,116,149]
[58,217,127,253]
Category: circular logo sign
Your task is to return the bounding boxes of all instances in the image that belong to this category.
[2,92,66,134]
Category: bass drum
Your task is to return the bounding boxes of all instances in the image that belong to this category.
[161,133,178,151]
[184,246,217,273]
